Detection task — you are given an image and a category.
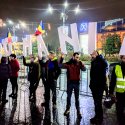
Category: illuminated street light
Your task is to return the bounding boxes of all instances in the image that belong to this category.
[8,20,14,25]
[20,21,26,28]
[75,5,80,14]
[48,4,53,13]
[64,1,68,8]
[48,2,80,27]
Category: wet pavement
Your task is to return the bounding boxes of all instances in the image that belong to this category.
[0,64,119,125]
[0,78,119,125]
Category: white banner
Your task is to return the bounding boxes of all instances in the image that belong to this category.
[22,35,32,56]
[0,43,2,58]
[119,37,125,55]
[36,35,49,57]
[58,23,80,54]
[88,22,97,54]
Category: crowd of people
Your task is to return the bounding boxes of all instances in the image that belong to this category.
[0,50,125,125]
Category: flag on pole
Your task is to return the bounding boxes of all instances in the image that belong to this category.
[35,21,45,35]
[7,32,12,43]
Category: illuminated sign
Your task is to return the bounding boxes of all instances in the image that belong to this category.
[78,22,88,33]
[102,18,123,29]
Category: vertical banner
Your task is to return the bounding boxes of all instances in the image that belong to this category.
[22,35,32,56]
[88,22,97,54]
[1,38,13,56]
[119,37,125,55]
[26,35,32,55]
[58,23,80,54]
[36,35,49,57]
[2,39,8,56]
[0,43,2,58]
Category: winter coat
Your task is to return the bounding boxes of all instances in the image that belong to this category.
[23,56,40,82]
[0,63,12,80]
[90,55,108,89]
[9,59,20,77]
[59,57,86,81]
[39,57,61,81]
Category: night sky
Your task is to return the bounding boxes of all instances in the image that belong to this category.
[0,0,125,23]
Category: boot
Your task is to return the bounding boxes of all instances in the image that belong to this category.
[77,110,82,119]
[64,108,70,116]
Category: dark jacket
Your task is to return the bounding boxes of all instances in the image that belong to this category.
[59,57,86,81]
[39,57,61,81]
[0,63,12,80]
[39,57,46,79]
[9,59,20,77]
[23,56,40,82]
[109,62,125,94]
[90,55,108,89]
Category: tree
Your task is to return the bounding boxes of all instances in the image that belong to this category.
[104,33,121,56]
[32,41,38,56]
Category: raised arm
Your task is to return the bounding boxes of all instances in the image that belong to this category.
[23,56,31,66]
[58,56,70,69]
[79,61,86,71]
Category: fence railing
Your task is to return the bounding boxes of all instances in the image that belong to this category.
[18,61,91,96]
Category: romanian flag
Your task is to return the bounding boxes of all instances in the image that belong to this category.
[35,21,45,35]
[7,32,12,43]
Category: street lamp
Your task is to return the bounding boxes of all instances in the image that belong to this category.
[47,2,81,27]
[63,1,69,8]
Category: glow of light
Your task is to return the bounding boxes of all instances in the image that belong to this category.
[3,23,6,27]
[61,12,65,17]
[64,1,68,8]
[75,5,80,14]
[8,20,14,25]
[20,21,26,28]
[48,4,53,13]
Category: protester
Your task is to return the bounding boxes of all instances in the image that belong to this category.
[23,55,40,102]
[59,52,86,119]
[40,51,61,109]
[0,57,11,104]
[38,56,47,106]
[109,55,125,125]
[89,50,108,124]
[9,54,20,99]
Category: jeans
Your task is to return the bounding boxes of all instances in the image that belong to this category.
[0,79,8,101]
[90,86,104,120]
[10,77,18,96]
[66,81,80,111]
[45,80,57,108]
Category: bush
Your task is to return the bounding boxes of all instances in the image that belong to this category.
[80,54,91,61]
[105,56,120,62]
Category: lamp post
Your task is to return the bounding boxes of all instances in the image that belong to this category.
[47,1,80,28]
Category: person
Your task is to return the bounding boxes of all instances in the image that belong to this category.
[23,55,40,102]
[89,50,108,124]
[109,55,125,125]
[38,56,47,106]
[59,52,86,119]
[0,57,11,104]
[9,54,20,99]
[40,51,61,109]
